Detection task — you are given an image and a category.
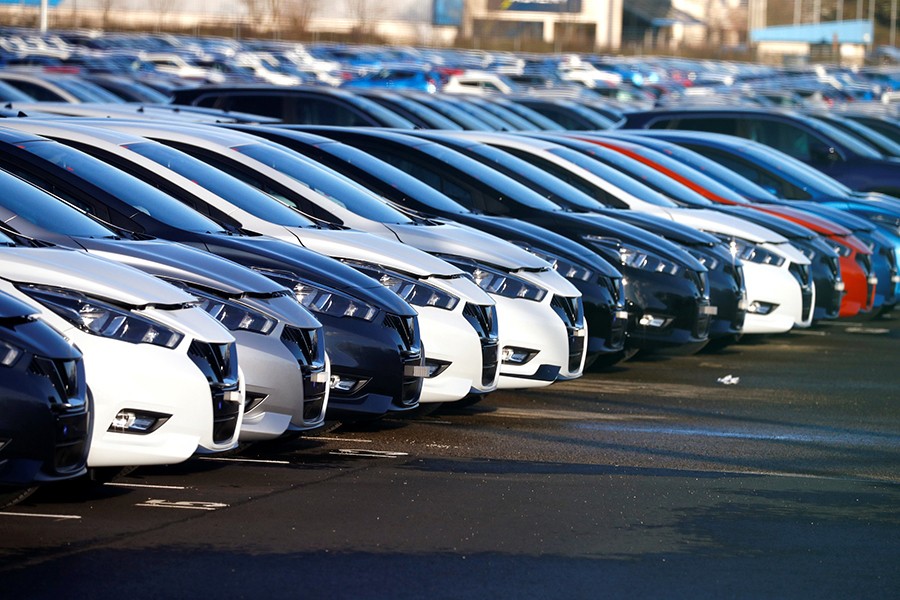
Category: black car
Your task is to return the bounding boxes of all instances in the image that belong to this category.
[621,107,900,197]
[0,288,90,507]
[228,124,630,365]
[296,126,712,355]
[0,122,424,423]
[169,84,417,128]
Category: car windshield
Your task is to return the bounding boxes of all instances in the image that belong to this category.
[0,165,118,238]
[318,141,474,215]
[547,146,678,208]
[800,114,885,158]
[421,142,563,211]
[24,139,228,234]
[344,94,417,128]
[234,142,416,224]
[124,141,317,228]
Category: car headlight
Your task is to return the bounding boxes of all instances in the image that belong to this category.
[822,238,853,258]
[180,286,277,335]
[867,213,900,236]
[727,238,787,267]
[345,261,460,311]
[583,235,684,276]
[0,339,23,367]
[510,243,596,282]
[797,243,817,260]
[252,268,378,321]
[437,256,547,302]
[19,285,184,348]
[686,248,721,271]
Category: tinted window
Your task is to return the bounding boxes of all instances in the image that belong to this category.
[0,168,117,238]
[224,94,286,119]
[124,141,316,228]
[235,142,414,224]
[39,140,229,234]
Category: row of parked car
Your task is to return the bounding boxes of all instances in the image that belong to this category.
[1,38,899,511]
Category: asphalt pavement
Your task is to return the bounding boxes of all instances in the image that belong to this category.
[2,315,898,599]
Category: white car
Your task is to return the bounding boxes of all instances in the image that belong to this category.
[0,237,243,468]
[93,121,587,390]
[452,131,813,334]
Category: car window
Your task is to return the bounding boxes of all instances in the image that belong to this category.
[685,145,812,200]
[222,94,285,119]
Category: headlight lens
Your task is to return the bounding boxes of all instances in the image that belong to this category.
[183,287,277,335]
[686,248,720,271]
[346,261,460,311]
[511,243,596,282]
[252,269,378,321]
[584,236,684,276]
[0,339,23,367]
[823,238,853,258]
[439,257,547,302]
[19,285,184,348]
[727,238,787,267]
[867,213,900,236]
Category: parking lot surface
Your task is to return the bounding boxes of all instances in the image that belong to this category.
[2,317,899,599]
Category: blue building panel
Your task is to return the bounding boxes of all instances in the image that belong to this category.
[751,20,873,45]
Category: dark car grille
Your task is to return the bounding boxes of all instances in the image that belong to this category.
[28,357,84,412]
[601,275,622,304]
[463,303,496,338]
[789,263,811,287]
[686,270,707,295]
[826,256,840,279]
[281,326,328,422]
[856,253,872,275]
[463,303,500,386]
[28,356,89,473]
[550,295,584,328]
[551,295,586,372]
[384,314,418,351]
[188,341,241,444]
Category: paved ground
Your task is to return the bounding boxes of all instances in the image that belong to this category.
[2,316,898,599]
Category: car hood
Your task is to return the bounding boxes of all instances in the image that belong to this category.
[286,227,465,278]
[75,238,290,297]
[383,222,551,271]
[663,207,789,244]
[0,247,195,308]
[0,290,41,319]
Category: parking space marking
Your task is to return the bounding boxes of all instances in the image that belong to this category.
[844,326,890,335]
[104,482,186,490]
[330,449,409,458]
[486,407,670,421]
[307,436,373,443]
[0,511,81,520]
[198,456,291,465]
[135,499,229,511]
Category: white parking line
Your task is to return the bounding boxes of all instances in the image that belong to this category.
[197,456,291,465]
[330,449,409,458]
[309,436,373,443]
[0,511,81,520]
[104,482,187,490]
[135,499,228,511]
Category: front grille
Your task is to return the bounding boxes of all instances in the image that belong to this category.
[53,412,89,472]
[686,270,706,295]
[280,326,320,367]
[550,295,584,328]
[28,357,84,412]
[856,253,872,275]
[384,314,418,351]
[188,341,240,444]
[463,303,496,338]
[695,305,712,338]
[789,263,811,287]
[601,275,622,304]
[568,335,585,372]
[481,340,499,386]
[826,256,840,279]
[400,353,423,408]
[188,341,239,386]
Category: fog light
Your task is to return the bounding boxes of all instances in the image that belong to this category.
[330,374,368,394]
[423,359,451,378]
[244,392,268,414]
[747,301,778,315]
[638,314,671,328]
[892,275,900,284]
[501,346,538,365]
[109,410,170,434]
[835,281,846,292]
[868,276,879,285]
[615,310,630,320]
